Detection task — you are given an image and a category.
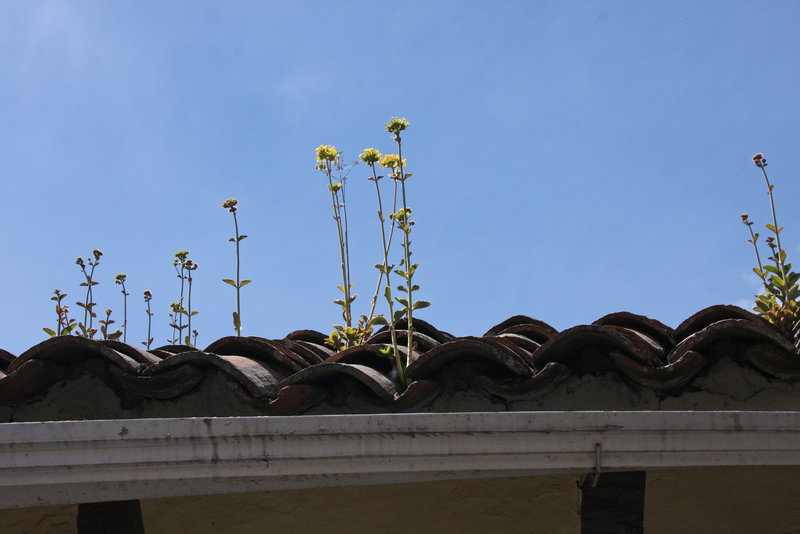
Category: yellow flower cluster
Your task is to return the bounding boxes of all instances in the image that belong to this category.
[385,117,409,135]
[316,145,339,163]
[359,148,382,166]
[379,154,407,169]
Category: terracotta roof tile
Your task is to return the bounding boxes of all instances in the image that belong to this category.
[1,305,798,417]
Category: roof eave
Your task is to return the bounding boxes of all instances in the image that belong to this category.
[2,410,799,509]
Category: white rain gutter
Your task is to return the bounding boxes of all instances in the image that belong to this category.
[1,410,799,509]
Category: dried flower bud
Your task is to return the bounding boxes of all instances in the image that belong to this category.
[752,153,767,168]
[115,273,127,285]
[76,257,85,267]
[222,198,238,212]
[741,213,749,221]
[93,249,103,260]
[328,182,342,193]
[143,289,152,300]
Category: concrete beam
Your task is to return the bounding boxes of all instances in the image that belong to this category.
[1,411,799,509]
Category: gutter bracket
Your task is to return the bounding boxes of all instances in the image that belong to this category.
[578,442,602,488]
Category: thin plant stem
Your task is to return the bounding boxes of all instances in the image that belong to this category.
[368,164,404,384]
[326,160,352,328]
[761,165,790,302]
[397,139,414,367]
[745,222,770,294]
[122,282,127,343]
[146,300,152,349]
[233,210,241,336]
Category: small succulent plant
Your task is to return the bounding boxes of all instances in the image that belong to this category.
[99,308,122,341]
[742,153,800,350]
[43,289,77,337]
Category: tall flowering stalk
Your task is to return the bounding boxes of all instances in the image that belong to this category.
[385,118,430,369]
[361,147,404,384]
[115,273,129,343]
[142,290,154,350]
[742,153,800,350]
[222,198,250,336]
[171,250,190,342]
[317,145,362,349]
[182,258,199,347]
[75,249,103,338]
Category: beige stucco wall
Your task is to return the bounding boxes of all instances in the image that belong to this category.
[3,467,800,533]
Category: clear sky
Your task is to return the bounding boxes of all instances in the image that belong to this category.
[2,1,799,356]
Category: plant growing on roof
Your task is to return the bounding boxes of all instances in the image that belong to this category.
[170,250,190,343]
[741,153,800,350]
[142,289,154,350]
[182,258,199,347]
[43,289,77,337]
[115,273,129,343]
[98,308,122,341]
[168,301,186,344]
[385,117,430,372]
[222,198,250,336]
[361,146,404,384]
[316,145,383,350]
[75,249,103,338]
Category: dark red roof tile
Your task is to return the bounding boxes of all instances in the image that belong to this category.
[1,305,798,416]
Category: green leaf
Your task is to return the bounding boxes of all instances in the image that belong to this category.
[337,285,346,293]
[394,269,407,278]
[397,285,407,292]
[764,265,782,275]
[333,299,345,306]
[238,234,248,241]
[411,285,420,291]
[753,267,764,278]
[766,223,778,233]
[222,279,237,287]
[393,310,405,322]
[370,315,388,326]
[396,297,409,307]
[42,327,56,337]
[233,311,241,332]
[191,311,199,316]
[62,324,76,336]
[239,280,252,287]
[378,345,392,355]
[413,300,431,310]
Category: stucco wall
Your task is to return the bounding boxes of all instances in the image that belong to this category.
[3,467,800,533]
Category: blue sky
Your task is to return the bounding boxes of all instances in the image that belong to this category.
[2,1,799,355]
